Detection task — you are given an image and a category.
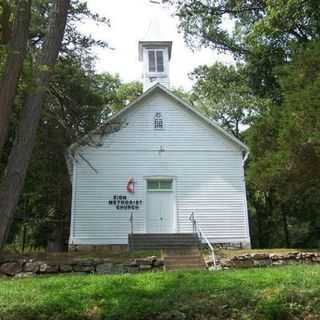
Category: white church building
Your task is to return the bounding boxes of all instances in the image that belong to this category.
[67,7,251,250]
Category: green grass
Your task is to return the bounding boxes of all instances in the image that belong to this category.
[1,265,320,320]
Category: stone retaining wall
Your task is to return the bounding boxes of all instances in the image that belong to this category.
[1,251,319,277]
[207,251,320,268]
[0,256,164,278]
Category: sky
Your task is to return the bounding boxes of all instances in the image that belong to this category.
[79,0,234,91]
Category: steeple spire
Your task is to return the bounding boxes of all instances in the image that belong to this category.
[139,1,172,91]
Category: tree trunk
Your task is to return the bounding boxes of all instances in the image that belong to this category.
[0,0,70,247]
[0,0,31,158]
[281,205,290,248]
[0,0,12,45]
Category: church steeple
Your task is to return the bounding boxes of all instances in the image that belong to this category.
[139,1,172,91]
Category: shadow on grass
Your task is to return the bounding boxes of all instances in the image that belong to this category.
[1,266,320,320]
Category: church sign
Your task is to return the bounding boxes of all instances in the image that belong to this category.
[108,195,143,210]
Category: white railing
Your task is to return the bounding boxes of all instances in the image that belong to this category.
[189,212,217,269]
[129,212,134,235]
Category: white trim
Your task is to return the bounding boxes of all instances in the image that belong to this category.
[68,158,77,244]
[240,155,251,248]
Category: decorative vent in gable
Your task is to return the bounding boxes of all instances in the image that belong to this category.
[154,112,163,130]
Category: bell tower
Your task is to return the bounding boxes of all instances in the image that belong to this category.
[139,0,172,91]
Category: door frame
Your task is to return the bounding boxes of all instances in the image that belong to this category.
[144,176,177,233]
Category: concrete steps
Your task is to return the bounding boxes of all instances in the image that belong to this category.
[162,247,206,271]
[128,233,200,250]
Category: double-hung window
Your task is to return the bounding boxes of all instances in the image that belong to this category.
[148,50,164,73]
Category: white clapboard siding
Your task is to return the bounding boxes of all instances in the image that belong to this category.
[70,89,250,246]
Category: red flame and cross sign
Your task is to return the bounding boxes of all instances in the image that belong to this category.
[127,177,135,193]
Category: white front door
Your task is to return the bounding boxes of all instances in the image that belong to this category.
[146,179,174,233]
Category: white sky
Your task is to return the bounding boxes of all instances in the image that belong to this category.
[79,0,234,91]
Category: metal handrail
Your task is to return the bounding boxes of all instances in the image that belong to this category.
[129,212,134,251]
[189,212,217,269]
[129,212,133,235]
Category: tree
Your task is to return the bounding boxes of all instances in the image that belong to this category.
[190,63,267,138]
[246,42,320,248]
[6,59,142,250]
[174,0,320,248]
[0,0,31,157]
[0,0,70,246]
[174,0,320,101]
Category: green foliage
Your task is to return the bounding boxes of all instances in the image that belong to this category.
[174,0,320,101]
[246,42,320,248]
[8,58,142,250]
[175,0,320,249]
[190,63,269,137]
[0,1,142,250]
[1,265,320,319]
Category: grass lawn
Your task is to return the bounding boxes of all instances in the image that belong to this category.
[1,265,320,320]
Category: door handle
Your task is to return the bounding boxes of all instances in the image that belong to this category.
[160,217,163,221]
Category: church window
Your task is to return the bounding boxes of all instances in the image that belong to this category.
[156,51,164,72]
[154,112,163,129]
[148,51,156,72]
[148,50,164,73]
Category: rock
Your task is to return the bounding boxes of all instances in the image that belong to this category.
[39,263,59,273]
[219,258,233,268]
[24,261,41,273]
[135,258,153,266]
[287,252,299,259]
[251,253,269,260]
[233,260,254,268]
[72,262,94,273]
[312,256,320,263]
[253,259,272,267]
[0,262,22,276]
[91,258,105,265]
[272,260,285,265]
[270,254,284,261]
[139,264,152,271]
[148,256,157,263]
[153,259,164,267]
[301,252,315,260]
[15,272,34,278]
[232,254,251,261]
[59,264,73,272]
[125,260,138,267]
[96,263,113,274]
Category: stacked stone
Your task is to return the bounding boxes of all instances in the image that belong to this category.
[0,256,164,278]
[207,251,320,269]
